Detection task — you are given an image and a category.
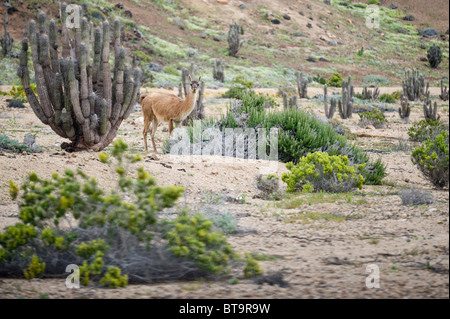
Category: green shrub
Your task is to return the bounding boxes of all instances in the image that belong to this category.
[23,255,45,279]
[327,72,343,87]
[220,100,386,185]
[0,134,35,153]
[379,93,396,103]
[358,109,388,128]
[1,140,257,285]
[208,213,238,234]
[254,174,281,200]
[408,120,448,142]
[312,75,326,85]
[244,253,264,278]
[223,86,249,99]
[282,152,366,193]
[367,0,380,5]
[411,130,449,188]
[232,75,254,89]
[363,75,389,86]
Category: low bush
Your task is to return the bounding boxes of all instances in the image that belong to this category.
[232,75,254,89]
[1,140,260,286]
[411,130,449,188]
[281,152,365,193]
[358,109,388,128]
[379,93,397,103]
[222,86,249,99]
[254,174,281,200]
[408,120,448,142]
[363,75,389,86]
[0,134,35,153]
[398,187,434,205]
[327,72,343,87]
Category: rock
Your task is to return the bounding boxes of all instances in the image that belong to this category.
[390,3,398,9]
[308,15,314,21]
[283,14,291,20]
[421,28,439,38]
[91,11,104,21]
[403,15,415,21]
[324,0,331,5]
[317,23,326,29]
[172,18,182,26]
[213,35,221,41]
[366,125,376,130]
[306,4,312,9]
[239,4,246,9]
[307,23,313,28]
[7,100,25,108]
[188,48,196,57]
[124,10,133,18]
[271,19,281,25]
[7,7,18,15]
[319,57,329,62]
[115,3,124,10]
[337,40,344,45]
[217,0,228,4]
[133,27,143,38]
[299,10,305,16]
[146,62,163,73]
[328,40,337,46]
[397,28,409,34]
[306,57,316,63]
[293,32,304,37]
[200,32,207,39]
[383,212,393,217]
[420,57,428,62]
[339,1,349,6]
[23,134,42,153]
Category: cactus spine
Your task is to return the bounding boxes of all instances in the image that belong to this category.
[17,8,142,151]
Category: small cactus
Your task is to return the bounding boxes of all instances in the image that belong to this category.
[323,85,335,119]
[338,77,354,119]
[0,14,14,57]
[296,71,308,99]
[423,100,440,122]
[398,95,411,122]
[213,59,225,83]
[228,21,243,57]
[402,69,426,101]
[439,79,448,101]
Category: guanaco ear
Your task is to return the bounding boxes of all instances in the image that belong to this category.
[188,75,192,83]
[198,76,202,82]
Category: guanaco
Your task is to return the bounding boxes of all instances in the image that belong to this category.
[141,76,201,153]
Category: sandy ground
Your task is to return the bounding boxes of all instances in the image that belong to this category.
[0,87,448,299]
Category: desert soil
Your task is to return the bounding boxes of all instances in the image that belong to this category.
[0,87,448,299]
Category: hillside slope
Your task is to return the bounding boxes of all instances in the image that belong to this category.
[0,0,448,87]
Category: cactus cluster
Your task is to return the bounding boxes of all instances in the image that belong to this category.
[323,85,336,119]
[296,71,308,99]
[0,14,13,57]
[213,59,225,83]
[338,77,354,119]
[423,100,440,122]
[17,7,142,151]
[427,45,442,69]
[440,79,448,101]
[227,21,243,57]
[360,86,380,101]
[402,69,426,101]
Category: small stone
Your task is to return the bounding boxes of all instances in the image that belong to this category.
[403,15,415,21]
[124,10,133,18]
[317,23,326,29]
[307,23,313,28]
[200,32,207,39]
[390,4,398,9]
[366,125,376,130]
[306,4,312,9]
[306,57,316,63]
[328,40,337,46]
[308,15,314,21]
[271,19,281,25]
[213,35,221,41]
[299,10,305,16]
[283,14,291,20]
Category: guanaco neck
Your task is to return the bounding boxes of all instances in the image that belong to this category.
[185,89,198,113]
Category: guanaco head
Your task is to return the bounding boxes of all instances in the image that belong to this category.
[188,75,202,93]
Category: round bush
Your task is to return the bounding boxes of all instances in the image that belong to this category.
[411,130,449,188]
[281,152,365,193]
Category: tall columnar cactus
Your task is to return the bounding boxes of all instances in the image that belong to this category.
[213,59,225,83]
[338,76,354,119]
[17,9,142,151]
[398,95,411,122]
[440,79,449,101]
[423,100,440,122]
[227,21,243,57]
[1,14,14,57]
[402,69,425,101]
[323,85,336,119]
[296,71,308,99]
[427,45,442,69]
